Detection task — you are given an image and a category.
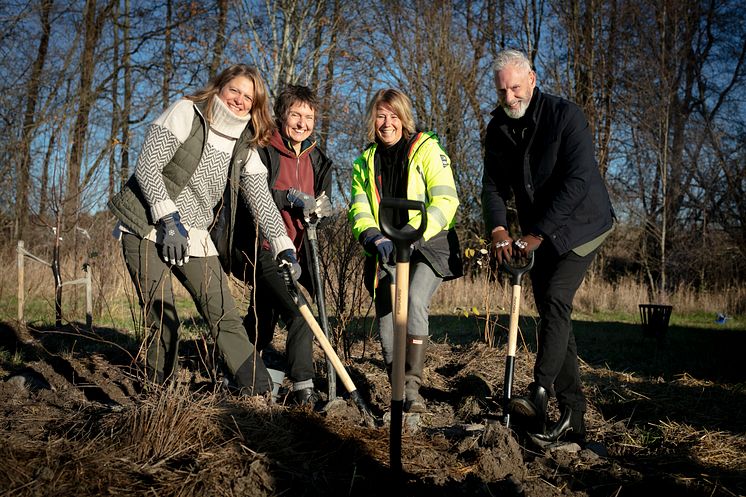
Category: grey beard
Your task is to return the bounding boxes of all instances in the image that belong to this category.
[503,101,529,119]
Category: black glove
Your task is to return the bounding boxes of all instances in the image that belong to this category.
[156,212,190,266]
[287,188,315,218]
[363,233,394,263]
[276,249,301,281]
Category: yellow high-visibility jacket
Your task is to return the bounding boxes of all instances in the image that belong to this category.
[348,131,462,293]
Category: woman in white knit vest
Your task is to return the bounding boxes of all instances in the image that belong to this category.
[109,65,298,395]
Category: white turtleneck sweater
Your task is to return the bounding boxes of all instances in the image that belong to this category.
[129,96,293,257]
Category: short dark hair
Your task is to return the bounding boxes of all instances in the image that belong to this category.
[274,85,319,126]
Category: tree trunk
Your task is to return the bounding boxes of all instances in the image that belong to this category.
[108,0,120,199]
[120,0,131,188]
[163,0,172,109]
[66,0,110,230]
[209,0,229,77]
[16,0,53,240]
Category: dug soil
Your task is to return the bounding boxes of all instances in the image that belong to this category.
[0,320,743,497]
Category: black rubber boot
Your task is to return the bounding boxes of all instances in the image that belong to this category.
[293,387,320,407]
[508,382,549,433]
[528,405,585,447]
[404,335,427,413]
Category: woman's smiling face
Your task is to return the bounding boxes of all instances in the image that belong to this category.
[375,103,402,147]
[218,76,254,117]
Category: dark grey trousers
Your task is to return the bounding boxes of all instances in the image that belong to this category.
[122,233,270,391]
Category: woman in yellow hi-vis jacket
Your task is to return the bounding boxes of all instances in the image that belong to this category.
[348,88,462,412]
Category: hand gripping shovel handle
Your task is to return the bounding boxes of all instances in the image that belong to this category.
[501,251,534,428]
[378,198,427,263]
[378,198,427,477]
[282,267,376,426]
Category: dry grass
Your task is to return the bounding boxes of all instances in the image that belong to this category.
[0,380,281,496]
[2,230,745,328]
[428,262,746,320]
[116,382,223,463]
[584,362,746,492]
[656,419,746,473]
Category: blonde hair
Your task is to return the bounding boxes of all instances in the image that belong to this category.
[364,88,416,143]
[186,64,275,147]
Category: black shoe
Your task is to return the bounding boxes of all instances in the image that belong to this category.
[528,406,582,448]
[507,383,548,432]
[293,387,320,407]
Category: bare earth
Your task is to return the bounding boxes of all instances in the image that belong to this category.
[0,320,744,497]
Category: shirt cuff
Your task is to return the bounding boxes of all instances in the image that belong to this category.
[150,199,178,222]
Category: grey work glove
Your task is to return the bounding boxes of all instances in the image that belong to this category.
[156,212,190,266]
[287,188,315,218]
[314,191,333,219]
[276,248,301,281]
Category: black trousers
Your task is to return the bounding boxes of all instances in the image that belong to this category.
[530,245,597,414]
[243,249,315,383]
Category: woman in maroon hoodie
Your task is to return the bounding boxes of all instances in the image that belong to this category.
[231,85,333,406]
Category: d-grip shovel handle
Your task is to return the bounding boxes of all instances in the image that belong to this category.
[501,250,535,286]
[379,198,426,478]
[379,198,427,263]
[500,249,534,428]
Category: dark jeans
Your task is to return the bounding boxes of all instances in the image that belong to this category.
[530,245,598,414]
[242,249,315,383]
[121,233,271,392]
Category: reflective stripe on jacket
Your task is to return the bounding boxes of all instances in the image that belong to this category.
[348,131,459,244]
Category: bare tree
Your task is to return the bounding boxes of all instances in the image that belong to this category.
[547,0,624,177]
[16,0,54,241]
[239,0,338,95]
[65,0,115,230]
[607,0,746,294]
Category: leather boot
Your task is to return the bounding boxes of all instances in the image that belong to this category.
[507,382,548,433]
[404,335,427,413]
[528,405,581,447]
[293,387,320,407]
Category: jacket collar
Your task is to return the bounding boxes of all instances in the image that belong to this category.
[270,129,316,158]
